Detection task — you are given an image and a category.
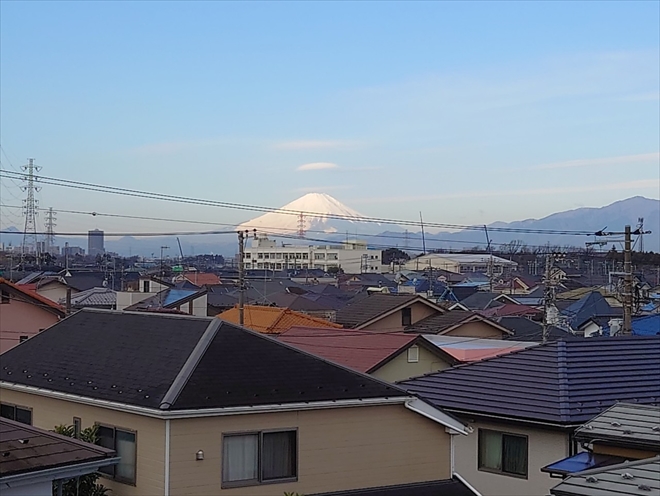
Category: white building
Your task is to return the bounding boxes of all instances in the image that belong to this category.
[404,253,518,275]
[244,235,383,273]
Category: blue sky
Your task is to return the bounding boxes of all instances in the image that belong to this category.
[1,1,659,234]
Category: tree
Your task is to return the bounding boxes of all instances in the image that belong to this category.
[52,424,111,496]
[382,248,410,265]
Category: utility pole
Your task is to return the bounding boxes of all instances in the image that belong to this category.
[484,226,493,293]
[623,225,632,335]
[238,230,246,326]
[542,253,555,343]
[21,158,41,259]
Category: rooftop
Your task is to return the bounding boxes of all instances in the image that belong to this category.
[311,476,478,496]
[399,336,660,425]
[218,304,341,334]
[405,310,512,336]
[0,309,404,411]
[336,293,443,329]
[0,277,66,316]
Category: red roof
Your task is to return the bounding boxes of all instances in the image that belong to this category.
[277,326,418,373]
[0,277,66,316]
[479,303,542,318]
[183,272,221,286]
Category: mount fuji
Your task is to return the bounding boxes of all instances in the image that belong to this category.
[237,193,395,237]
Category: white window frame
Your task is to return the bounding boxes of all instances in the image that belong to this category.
[407,345,419,363]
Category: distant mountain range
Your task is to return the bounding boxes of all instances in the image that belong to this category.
[1,196,658,257]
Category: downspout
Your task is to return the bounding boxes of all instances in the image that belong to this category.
[450,433,455,476]
[164,419,170,496]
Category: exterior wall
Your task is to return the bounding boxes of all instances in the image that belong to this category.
[443,321,506,339]
[175,294,207,317]
[0,389,166,496]
[169,404,452,496]
[453,418,569,496]
[0,299,60,353]
[371,346,451,382]
[592,444,658,459]
[36,284,72,304]
[116,292,156,311]
[362,302,439,332]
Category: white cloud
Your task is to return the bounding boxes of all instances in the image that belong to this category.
[534,152,660,170]
[274,140,359,150]
[296,162,339,171]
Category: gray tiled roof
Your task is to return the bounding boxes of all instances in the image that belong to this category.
[405,310,477,334]
[59,287,116,307]
[335,294,421,328]
[575,403,660,451]
[458,291,502,310]
[550,456,660,496]
[0,309,404,411]
[399,336,660,425]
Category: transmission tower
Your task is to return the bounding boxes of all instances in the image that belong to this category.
[21,158,41,257]
[45,207,57,254]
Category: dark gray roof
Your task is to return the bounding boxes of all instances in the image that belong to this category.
[550,456,660,496]
[265,292,330,312]
[0,417,116,478]
[458,291,501,310]
[574,403,660,451]
[311,477,478,496]
[0,309,404,411]
[498,316,577,342]
[335,294,422,328]
[399,336,660,425]
[406,310,483,334]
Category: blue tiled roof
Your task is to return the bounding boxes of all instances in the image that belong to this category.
[561,291,620,329]
[400,336,660,425]
[163,289,198,307]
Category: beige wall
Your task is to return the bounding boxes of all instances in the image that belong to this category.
[36,283,72,304]
[0,389,453,496]
[443,321,506,339]
[362,302,439,332]
[453,418,569,496]
[592,444,658,459]
[0,299,60,353]
[371,346,451,382]
[170,404,451,496]
[116,291,156,311]
[0,389,166,496]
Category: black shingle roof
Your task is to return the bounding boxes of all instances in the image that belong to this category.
[399,336,660,425]
[458,291,502,310]
[0,309,404,411]
[335,294,426,328]
[405,310,479,334]
[311,477,477,496]
[498,316,577,342]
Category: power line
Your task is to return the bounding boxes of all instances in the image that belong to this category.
[0,169,596,236]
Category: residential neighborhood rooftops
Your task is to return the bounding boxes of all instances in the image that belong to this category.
[336,293,444,328]
[0,417,117,479]
[405,310,513,336]
[574,403,660,450]
[218,304,342,334]
[0,277,66,316]
[58,286,116,308]
[399,336,660,425]
[550,456,660,496]
[0,309,404,411]
[277,326,419,373]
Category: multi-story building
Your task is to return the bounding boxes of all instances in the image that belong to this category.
[244,235,383,273]
[405,253,517,276]
[88,229,105,257]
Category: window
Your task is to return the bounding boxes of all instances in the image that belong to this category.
[257,253,263,259]
[19,335,29,343]
[0,403,32,425]
[222,430,297,488]
[478,429,528,478]
[302,253,308,260]
[244,253,251,259]
[401,307,412,326]
[407,345,419,363]
[1,290,9,304]
[264,253,270,259]
[142,280,150,293]
[97,424,137,484]
[328,253,338,260]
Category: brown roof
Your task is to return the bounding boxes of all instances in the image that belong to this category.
[218,305,342,334]
[278,326,420,373]
[336,294,445,329]
[0,277,66,317]
[406,310,513,336]
[183,272,221,286]
[0,417,115,478]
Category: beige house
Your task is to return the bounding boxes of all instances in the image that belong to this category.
[335,293,446,332]
[0,309,471,496]
[405,310,513,339]
[0,277,65,353]
[400,336,660,496]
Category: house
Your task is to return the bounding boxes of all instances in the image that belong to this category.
[0,309,470,495]
[404,253,517,275]
[452,292,519,311]
[0,277,66,353]
[405,311,513,339]
[399,336,660,496]
[543,403,660,478]
[335,293,446,331]
[479,303,543,319]
[58,286,116,310]
[497,316,576,342]
[182,271,221,287]
[603,314,660,337]
[0,417,118,496]
[560,291,622,333]
[277,326,450,382]
[420,335,538,364]
[123,285,208,316]
[218,304,342,334]
[549,457,660,496]
[264,292,338,321]
[310,476,481,496]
